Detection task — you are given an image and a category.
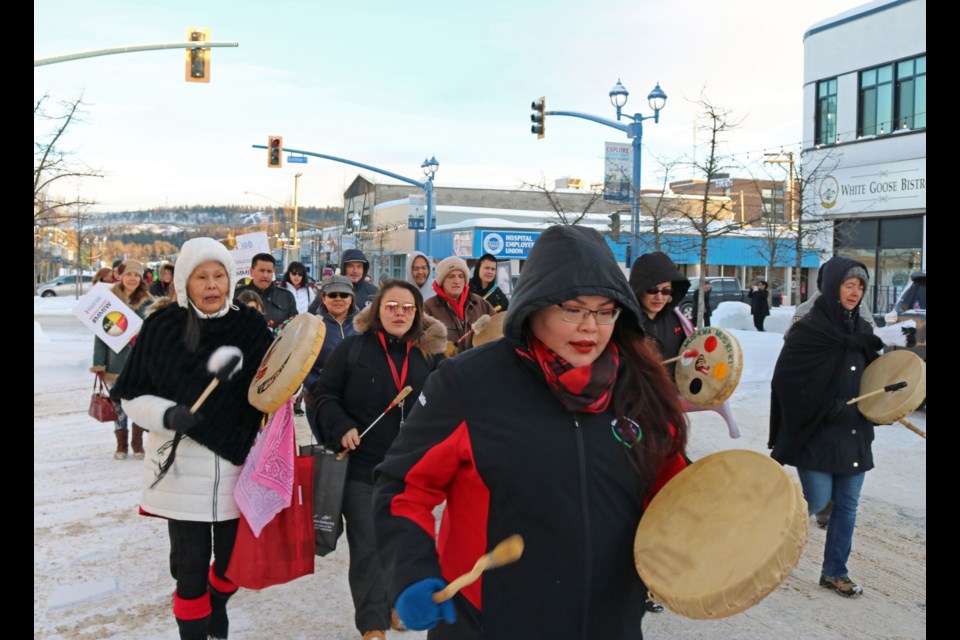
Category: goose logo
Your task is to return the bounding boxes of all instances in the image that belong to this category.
[819,175,839,210]
[482,233,504,255]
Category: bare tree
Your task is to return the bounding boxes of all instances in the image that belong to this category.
[742,154,796,290]
[639,155,701,256]
[679,91,747,326]
[34,93,104,293]
[34,93,104,227]
[790,150,844,304]
[521,177,606,226]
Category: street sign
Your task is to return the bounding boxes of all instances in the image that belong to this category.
[408,217,425,230]
[287,155,307,164]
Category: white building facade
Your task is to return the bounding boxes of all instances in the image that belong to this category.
[802,0,926,314]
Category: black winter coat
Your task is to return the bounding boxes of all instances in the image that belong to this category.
[770,256,880,474]
[234,282,298,331]
[315,308,447,484]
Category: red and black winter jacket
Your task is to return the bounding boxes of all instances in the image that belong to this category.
[373,338,686,640]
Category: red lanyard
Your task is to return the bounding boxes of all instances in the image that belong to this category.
[378,331,412,392]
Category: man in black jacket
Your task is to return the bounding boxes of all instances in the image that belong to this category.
[234,253,297,331]
[341,248,379,309]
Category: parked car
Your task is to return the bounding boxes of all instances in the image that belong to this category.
[884,270,925,362]
[38,274,94,297]
[679,276,782,321]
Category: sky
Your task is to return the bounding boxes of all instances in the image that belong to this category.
[34,0,870,215]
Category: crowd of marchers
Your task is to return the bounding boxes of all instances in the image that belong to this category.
[87,234,897,640]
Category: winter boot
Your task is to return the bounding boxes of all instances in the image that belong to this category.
[208,565,238,639]
[173,592,211,640]
[131,425,146,459]
[114,428,129,460]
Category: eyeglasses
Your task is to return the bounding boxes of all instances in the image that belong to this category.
[290,272,304,277]
[644,287,673,297]
[611,418,642,448]
[324,291,352,299]
[383,302,416,315]
[556,304,621,325]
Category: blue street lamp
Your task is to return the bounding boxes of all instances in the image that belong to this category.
[251,144,440,257]
[535,79,666,265]
[421,155,439,256]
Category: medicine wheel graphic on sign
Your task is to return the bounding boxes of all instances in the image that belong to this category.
[103,311,129,337]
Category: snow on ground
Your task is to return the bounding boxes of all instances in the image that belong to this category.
[34,295,925,639]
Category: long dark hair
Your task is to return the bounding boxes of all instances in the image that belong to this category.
[368,279,433,357]
[282,261,308,289]
[612,322,688,496]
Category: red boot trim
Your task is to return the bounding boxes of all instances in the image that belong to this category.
[173,591,212,620]
[208,564,238,594]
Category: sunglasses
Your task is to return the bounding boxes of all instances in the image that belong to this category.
[324,291,352,299]
[644,287,673,297]
[611,418,642,448]
[383,302,416,315]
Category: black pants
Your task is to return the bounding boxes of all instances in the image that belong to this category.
[168,519,239,599]
[753,314,765,332]
[343,478,390,634]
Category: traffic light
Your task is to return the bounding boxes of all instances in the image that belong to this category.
[268,136,283,168]
[530,96,546,139]
[185,27,211,83]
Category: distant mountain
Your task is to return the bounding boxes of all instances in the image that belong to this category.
[85,205,342,235]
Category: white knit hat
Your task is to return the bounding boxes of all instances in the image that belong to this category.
[173,238,238,312]
[435,256,469,285]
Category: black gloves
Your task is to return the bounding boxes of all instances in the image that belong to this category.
[163,405,200,433]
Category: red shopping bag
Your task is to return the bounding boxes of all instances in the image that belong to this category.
[225,453,316,590]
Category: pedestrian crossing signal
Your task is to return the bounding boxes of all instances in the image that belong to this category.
[268,136,283,168]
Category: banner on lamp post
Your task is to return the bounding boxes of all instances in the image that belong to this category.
[603,141,632,203]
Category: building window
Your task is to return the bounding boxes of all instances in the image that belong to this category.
[815,78,837,145]
[859,55,925,136]
[761,188,785,221]
[859,64,894,136]
[896,55,925,130]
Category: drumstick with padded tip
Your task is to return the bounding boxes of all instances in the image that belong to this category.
[897,417,926,439]
[190,346,244,414]
[335,385,413,461]
[846,381,908,405]
[662,349,699,366]
[432,535,524,603]
[445,307,503,357]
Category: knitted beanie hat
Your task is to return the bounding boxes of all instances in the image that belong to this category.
[435,256,469,285]
[119,259,145,276]
[173,238,238,312]
[842,265,869,286]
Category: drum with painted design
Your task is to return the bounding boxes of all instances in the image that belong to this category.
[673,326,743,408]
[248,313,326,413]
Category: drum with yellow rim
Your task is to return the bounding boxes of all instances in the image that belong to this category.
[634,449,807,619]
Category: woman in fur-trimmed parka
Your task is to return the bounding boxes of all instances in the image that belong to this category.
[315,279,447,639]
[90,258,154,460]
[113,238,273,640]
[372,226,690,640]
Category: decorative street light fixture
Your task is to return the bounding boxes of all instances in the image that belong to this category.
[530,78,666,265]
[421,155,439,256]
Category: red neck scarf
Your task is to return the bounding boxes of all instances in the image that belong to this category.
[432,281,471,321]
[523,336,619,413]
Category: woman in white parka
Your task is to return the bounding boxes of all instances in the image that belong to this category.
[113,238,273,640]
